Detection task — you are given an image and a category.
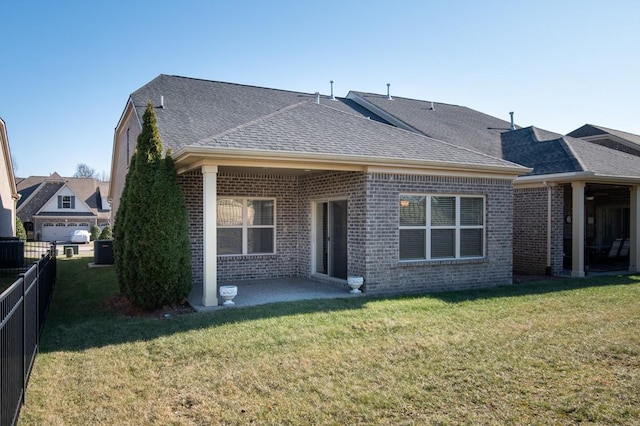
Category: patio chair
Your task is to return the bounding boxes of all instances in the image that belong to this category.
[607,238,624,259]
[618,239,630,258]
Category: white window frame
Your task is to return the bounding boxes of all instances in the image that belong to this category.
[399,194,485,261]
[62,195,72,209]
[217,197,276,256]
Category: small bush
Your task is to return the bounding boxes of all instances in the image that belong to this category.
[16,218,27,241]
[90,225,101,241]
[99,225,112,240]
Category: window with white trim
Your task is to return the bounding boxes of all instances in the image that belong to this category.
[399,194,485,261]
[217,198,276,255]
[58,195,75,209]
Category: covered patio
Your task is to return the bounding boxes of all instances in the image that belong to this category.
[187,277,360,312]
[564,181,639,277]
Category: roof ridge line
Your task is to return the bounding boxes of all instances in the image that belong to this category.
[350,90,465,108]
[198,100,311,144]
[559,136,587,172]
[151,74,324,98]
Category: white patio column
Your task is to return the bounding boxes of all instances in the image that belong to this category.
[202,165,218,306]
[571,181,586,277]
[630,185,640,273]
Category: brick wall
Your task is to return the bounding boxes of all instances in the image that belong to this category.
[177,171,203,288]
[179,169,518,295]
[363,174,515,294]
[513,185,564,275]
[178,171,301,284]
[216,173,299,282]
[297,172,367,279]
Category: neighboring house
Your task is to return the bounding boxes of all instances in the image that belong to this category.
[503,127,640,277]
[16,173,111,241]
[346,92,640,277]
[568,124,640,157]
[110,75,529,307]
[0,117,19,237]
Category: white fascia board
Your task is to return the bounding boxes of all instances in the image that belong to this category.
[174,146,530,179]
[35,213,97,219]
[515,171,640,187]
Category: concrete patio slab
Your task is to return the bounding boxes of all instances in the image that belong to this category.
[188,277,361,312]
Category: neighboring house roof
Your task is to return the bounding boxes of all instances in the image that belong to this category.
[347,92,640,183]
[124,75,527,177]
[502,127,640,181]
[16,173,111,221]
[346,91,516,158]
[567,124,640,156]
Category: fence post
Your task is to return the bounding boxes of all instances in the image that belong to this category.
[20,271,27,408]
[35,259,40,346]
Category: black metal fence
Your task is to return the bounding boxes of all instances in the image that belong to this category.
[0,242,54,291]
[0,243,56,426]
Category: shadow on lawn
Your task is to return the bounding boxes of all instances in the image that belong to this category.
[39,257,639,353]
[429,273,639,304]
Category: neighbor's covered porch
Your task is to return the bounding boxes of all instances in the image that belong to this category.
[564,181,639,276]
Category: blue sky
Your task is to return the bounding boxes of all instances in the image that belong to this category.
[2,1,638,178]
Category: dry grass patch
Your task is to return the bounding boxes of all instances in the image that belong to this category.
[18,258,640,425]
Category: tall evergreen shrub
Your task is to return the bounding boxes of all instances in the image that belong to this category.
[140,152,191,306]
[113,102,192,309]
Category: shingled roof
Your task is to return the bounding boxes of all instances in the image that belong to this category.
[567,124,640,157]
[502,127,640,179]
[16,173,110,220]
[127,75,527,175]
[192,101,522,171]
[129,75,388,154]
[346,91,515,158]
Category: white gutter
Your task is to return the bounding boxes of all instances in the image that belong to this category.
[173,146,531,176]
[516,171,640,186]
[515,171,595,184]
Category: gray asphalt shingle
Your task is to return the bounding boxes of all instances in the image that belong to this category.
[501,127,640,177]
[130,75,523,172]
[348,92,514,158]
[568,124,640,147]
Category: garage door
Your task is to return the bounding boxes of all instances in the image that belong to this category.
[41,222,90,242]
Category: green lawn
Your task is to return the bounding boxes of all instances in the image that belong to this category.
[18,257,640,425]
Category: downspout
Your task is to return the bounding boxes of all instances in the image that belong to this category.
[545,181,552,275]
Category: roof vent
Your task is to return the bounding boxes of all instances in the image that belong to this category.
[330,80,335,100]
[160,96,165,109]
[429,101,435,111]
[315,92,320,104]
[509,111,515,130]
[386,83,392,100]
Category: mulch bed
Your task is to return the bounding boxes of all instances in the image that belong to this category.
[104,295,196,318]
